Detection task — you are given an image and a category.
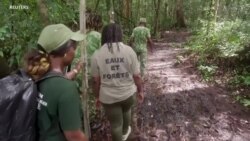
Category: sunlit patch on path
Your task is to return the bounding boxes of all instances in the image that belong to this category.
[129,31,250,141]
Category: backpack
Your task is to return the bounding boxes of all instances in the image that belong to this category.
[0,69,64,141]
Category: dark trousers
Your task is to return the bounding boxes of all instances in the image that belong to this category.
[102,95,135,141]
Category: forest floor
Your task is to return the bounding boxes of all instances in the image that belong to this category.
[91,31,250,141]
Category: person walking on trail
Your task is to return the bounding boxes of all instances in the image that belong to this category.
[25,24,87,141]
[130,18,153,78]
[86,14,103,58]
[73,13,103,66]
[91,23,144,141]
[71,13,103,85]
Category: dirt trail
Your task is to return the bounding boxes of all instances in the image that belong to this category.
[130,31,250,141]
[91,31,250,141]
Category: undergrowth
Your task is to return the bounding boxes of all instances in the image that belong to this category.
[186,19,250,107]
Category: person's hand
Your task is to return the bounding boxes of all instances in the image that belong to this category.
[75,60,85,72]
[137,91,144,104]
[95,98,101,110]
[65,61,85,80]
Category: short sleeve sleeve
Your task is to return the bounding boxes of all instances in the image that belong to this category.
[130,49,140,75]
[58,83,82,131]
[91,52,100,77]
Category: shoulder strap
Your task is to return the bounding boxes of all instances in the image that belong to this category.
[36,71,66,83]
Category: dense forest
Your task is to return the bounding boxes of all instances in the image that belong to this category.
[1,0,249,67]
[0,0,250,140]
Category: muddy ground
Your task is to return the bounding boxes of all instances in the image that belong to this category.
[91,31,250,141]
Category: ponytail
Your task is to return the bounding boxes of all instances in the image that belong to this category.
[24,45,50,80]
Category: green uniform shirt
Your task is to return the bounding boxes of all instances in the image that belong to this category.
[91,42,140,104]
[86,31,101,57]
[73,30,101,64]
[37,76,83,141]
[71,31,101,87]
[131,26,151,53]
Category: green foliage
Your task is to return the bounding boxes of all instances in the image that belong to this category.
[0,1,42,68]
[0,26,10,41]
[0,1,80,69]
[198,64,218,81]
[186,18,250,85]
[47,1,79,27]
[188,20,249,56]
[216,20,250,58]
[230,73,250,86]
[0,26,10,57]
[186,5,250,107]
[243,76,250,86]
[236,96,250,107]
[1,0,249,118]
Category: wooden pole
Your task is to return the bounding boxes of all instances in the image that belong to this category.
[79,0,91,139]
[109,10,115,23]
[109,0,115,23]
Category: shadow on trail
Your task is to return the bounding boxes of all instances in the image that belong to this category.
[134,86,250,141]
[91,31,250,141]
[128,31,250,141]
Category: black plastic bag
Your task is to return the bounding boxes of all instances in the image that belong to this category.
[0,70,37,141]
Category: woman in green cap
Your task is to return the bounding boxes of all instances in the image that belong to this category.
[25,24,87,141]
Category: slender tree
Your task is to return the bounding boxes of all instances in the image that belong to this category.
[136,0,141,21]
[94,0,101,12]
[79,0,91,139]
[175,0,186,28]
[37,0,49,26]
[206,0,217,34]
[153,0,162,36]
[215,0,220,22]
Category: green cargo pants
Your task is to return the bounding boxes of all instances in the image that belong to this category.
[102,95,135,141]
[136,51,147,77]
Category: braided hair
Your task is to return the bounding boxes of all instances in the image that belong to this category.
[101,23,122,53]
[24,40,76,80]
[24,45,50,80]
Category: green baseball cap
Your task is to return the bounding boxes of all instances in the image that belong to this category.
[38,24,84,53]
[139,18,147,23]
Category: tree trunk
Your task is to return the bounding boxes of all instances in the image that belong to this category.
[123,0,131,19]
[153,0,162,36]
[226,0,232,19]
[136,0,141,21]
[37,0,49,26]
[110,0,115,23]
[79,0,91,139]
[122,0,132,31]
[214,0,220,23]
[94,0,101,12]
[105,0,111,19]
[206,0,216,34]
[175,0,186,28]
